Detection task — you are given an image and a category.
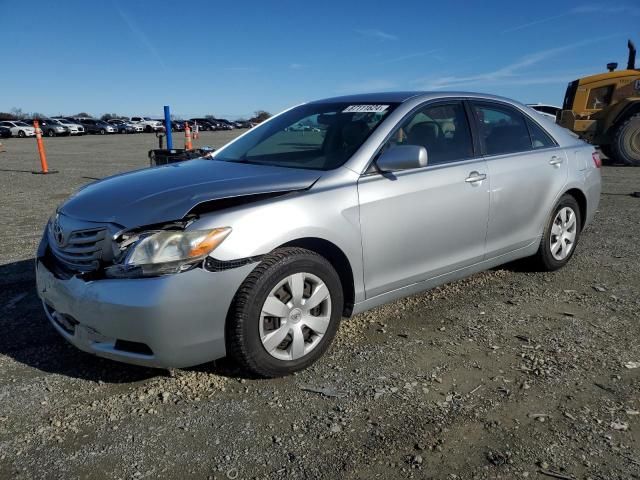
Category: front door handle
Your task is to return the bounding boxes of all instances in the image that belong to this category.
[549,155,564,166]
[465,171,487,183]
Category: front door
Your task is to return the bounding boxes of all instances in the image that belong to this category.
[358,101,490,299]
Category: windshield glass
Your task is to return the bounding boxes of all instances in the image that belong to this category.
[15,121,30,127]
[213,102,397,170]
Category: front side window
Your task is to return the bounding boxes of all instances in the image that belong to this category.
[379,102,474,165]
[214,103,397,170]
[473,103,532,156]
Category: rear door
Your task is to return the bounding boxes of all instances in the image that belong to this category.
[470,101,568,258]
[358,100,490,298]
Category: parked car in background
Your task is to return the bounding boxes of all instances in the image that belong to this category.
[35,92,601,378]
[171,120,185,132]
[214,118,236,129]
[77,118,117,135]
[52,118,85,135]
[0,126,11,138]
[189,118,219,131]
[36,118,69,137]
[0,120,36,137]
[129,117,163,132]
[107,119,137,134]
[527,104,561,121]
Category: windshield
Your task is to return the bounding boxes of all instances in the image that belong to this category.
[15,121,30,127]
[213,102,397,170]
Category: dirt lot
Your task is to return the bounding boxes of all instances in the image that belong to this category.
[0,132,638,480]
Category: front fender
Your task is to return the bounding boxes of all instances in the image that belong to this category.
[188,170,366,303]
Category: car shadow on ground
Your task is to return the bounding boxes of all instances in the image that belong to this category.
[0,258,249,383]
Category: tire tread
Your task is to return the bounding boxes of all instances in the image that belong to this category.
[227,247,340,378]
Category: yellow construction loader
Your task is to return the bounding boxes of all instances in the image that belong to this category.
[558,39,640,165]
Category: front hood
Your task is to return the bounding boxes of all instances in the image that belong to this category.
[59,159,320,228]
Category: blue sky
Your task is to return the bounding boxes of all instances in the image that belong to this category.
[1,0,638,119]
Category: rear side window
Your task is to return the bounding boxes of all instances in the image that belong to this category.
[382,102,474,165]
[473,103,532,156]
[526,119,556,149]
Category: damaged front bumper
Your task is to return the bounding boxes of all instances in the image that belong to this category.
[35,244,256,369]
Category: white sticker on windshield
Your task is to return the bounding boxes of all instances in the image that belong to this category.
[342,104,389,113]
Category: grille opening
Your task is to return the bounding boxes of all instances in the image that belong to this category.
[114,340,153,356]
[48,225,107,273]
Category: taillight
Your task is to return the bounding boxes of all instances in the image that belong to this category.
[592,151,602,168]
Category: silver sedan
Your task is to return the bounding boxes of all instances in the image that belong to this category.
[36,92,601,377]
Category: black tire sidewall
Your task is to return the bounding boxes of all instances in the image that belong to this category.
[613,114,640,166]
[230,251,343,377]
[538,195,582,271]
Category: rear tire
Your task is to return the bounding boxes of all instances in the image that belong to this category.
[612,113,640,166]
[226,247,343,378]
[531,194,582,271]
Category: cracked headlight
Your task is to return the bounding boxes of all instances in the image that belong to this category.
[106,227,231,278]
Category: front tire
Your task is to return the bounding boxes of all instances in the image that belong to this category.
[18,130,25,138]
[227,247,343,378]
[47,129,55,137]
[612,113,640,166]
[531,194,582,271]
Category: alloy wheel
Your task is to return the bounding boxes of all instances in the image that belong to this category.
[259,272,331,361]
[550,207,577,261]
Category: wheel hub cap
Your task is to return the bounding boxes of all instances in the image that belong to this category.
[289,308,302,323]
[550,207,577,261]
[259,272,332,361]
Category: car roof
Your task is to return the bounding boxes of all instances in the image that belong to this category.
[310,91,424,104]
[310,91,533,105]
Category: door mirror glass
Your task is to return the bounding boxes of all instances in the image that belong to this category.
[376,145,428,172]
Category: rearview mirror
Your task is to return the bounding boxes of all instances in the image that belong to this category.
[376,145,428,172]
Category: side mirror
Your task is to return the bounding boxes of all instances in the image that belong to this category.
[376,145,428,172]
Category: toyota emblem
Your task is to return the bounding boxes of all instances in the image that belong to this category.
[52,216,64,246]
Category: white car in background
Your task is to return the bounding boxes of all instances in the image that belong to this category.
[53,118,85,135]
[0,120,36,137]
[527,104,561,121]
[129,116,164,132]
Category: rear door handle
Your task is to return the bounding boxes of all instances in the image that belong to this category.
[465,171,487,183]
[549,155,564,165]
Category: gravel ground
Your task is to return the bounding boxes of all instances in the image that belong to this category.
[0,132,638,480]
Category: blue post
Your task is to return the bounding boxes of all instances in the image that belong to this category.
[163,105,173,150]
